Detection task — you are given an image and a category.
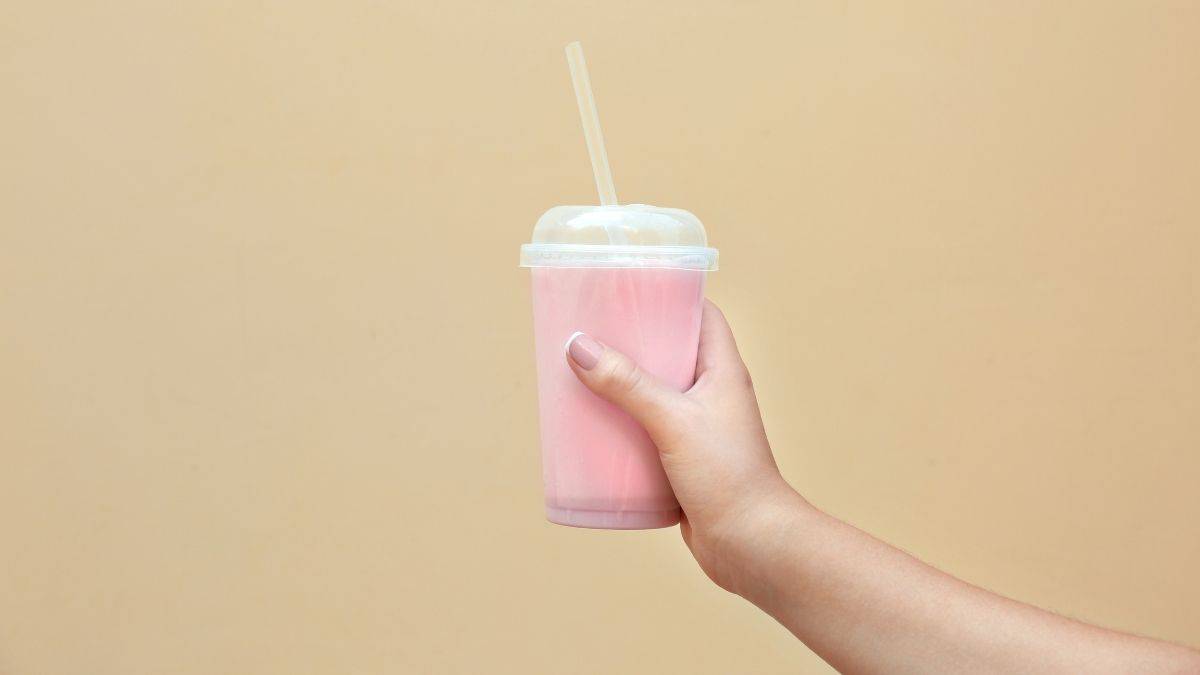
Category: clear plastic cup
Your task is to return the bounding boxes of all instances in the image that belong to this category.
[520,204,718,529]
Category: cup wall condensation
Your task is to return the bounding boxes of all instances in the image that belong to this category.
[521,204,718,529]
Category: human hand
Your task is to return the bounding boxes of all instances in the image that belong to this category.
[565,299,803,594]
[567,300,1200,673]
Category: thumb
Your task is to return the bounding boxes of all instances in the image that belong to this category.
[564,331,685,437]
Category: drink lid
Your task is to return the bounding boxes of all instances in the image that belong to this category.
[519,204,718,271]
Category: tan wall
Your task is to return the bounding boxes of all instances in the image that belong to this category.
[2,1,1197,673]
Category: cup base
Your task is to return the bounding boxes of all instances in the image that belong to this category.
[545,506,681,530]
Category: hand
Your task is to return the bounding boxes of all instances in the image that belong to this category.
[565,299,1200,674]
[565,299,800,594]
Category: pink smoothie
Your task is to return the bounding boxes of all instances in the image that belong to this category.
[530,266,705,529]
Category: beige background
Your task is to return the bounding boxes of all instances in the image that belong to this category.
[2,1,1198,673]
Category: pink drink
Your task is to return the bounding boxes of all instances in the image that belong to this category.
[521,203,718,530]
[531,266,705,529]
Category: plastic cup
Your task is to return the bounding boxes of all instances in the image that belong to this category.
[520,204,718,529]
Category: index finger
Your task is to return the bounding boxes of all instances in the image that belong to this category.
[693,299,747,382]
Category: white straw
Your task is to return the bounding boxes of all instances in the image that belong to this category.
[565,42,618,206]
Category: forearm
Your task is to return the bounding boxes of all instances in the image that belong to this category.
[729,488,1200,675]
[560,312,1197,672]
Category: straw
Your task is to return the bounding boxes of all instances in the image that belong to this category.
[565,41,618,206]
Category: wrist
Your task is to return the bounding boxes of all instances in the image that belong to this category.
[703,477,817,599]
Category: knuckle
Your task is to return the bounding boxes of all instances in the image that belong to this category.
[594,354,653,401]
[607,359,645,396]
[722,360,754,389]
[736,364,754,389]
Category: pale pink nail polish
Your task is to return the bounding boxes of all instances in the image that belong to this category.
[566,331,603,370]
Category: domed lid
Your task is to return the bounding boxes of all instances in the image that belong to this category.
[519,204,718,270]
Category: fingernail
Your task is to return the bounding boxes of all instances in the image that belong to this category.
[565,331,603,370]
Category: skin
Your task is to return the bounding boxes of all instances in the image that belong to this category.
[565,300,1200,675]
